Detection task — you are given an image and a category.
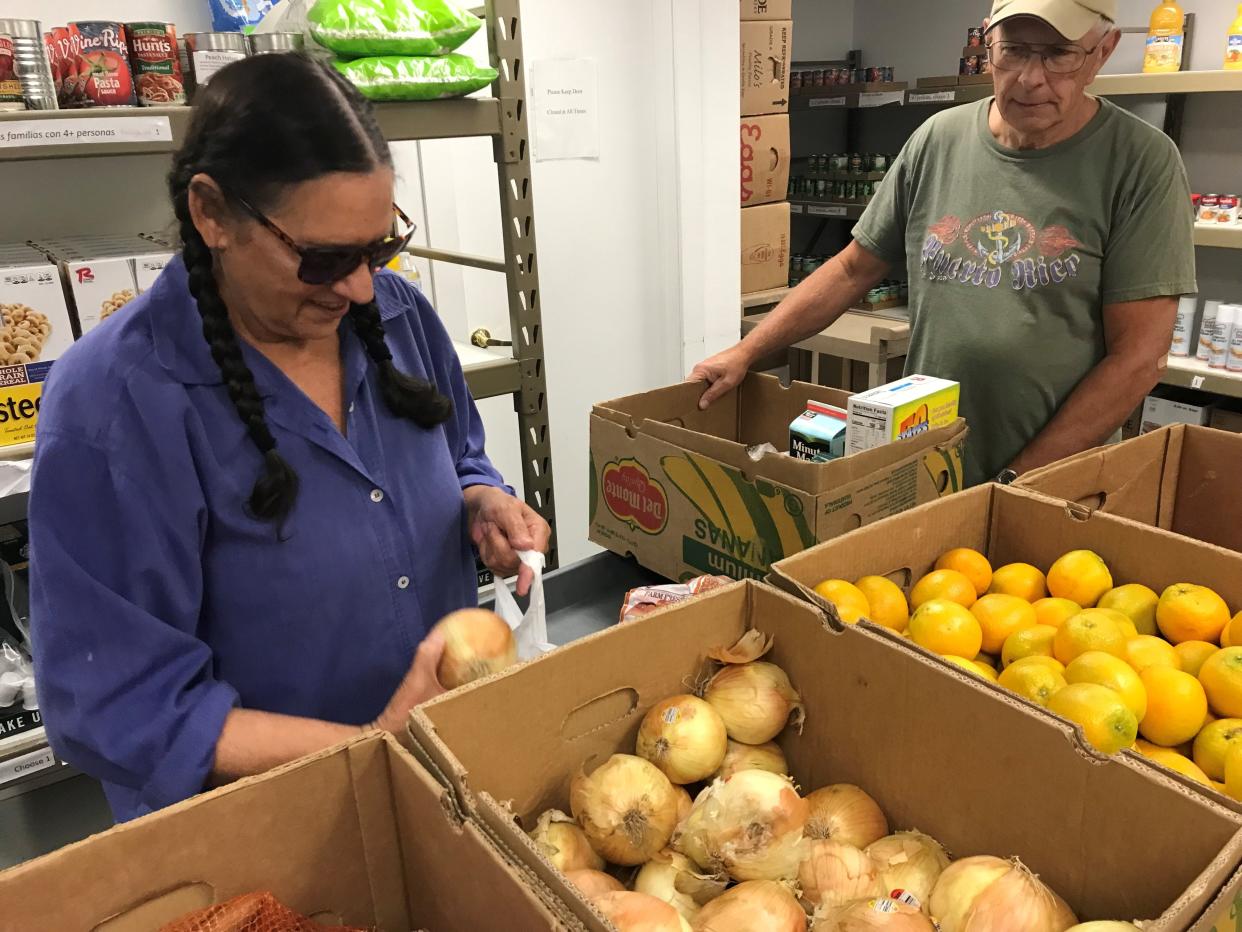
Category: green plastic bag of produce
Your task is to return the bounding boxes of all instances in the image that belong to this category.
[334,54,498,101]
[308,0,481,57]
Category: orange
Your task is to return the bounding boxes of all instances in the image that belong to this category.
[1098,584,1160,637]
[1138,666,1208,747]
[1124,635,1181,675]
[1012,655,1065,675]
[972,652,999,671]
[1156,583,1231,645]
[934,547,993,597]
[1047,550,1114,608]
[908,599,983,658]
[1053,611,1128,665]
[1031,597,1082,629]
[911,569,978,611]
[1199,646,1242,717]
[998,657,1067,707]
[1226,743,1242,802]
[1047,682,1138,754]
[813,579,871,625]
[1221,611,1242,649]
[854,575,910,632]
[1134,739,1211,786]
[971,593,1038,655]
[988,563,1048,602]
[1193,717,1242,780]
[1175,640,1219,678]
[1065,651,1147,720]
[1001,625,1057,668]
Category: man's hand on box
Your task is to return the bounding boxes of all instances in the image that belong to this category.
[688,346,751,411]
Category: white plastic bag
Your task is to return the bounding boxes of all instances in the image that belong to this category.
[492,550,554,661]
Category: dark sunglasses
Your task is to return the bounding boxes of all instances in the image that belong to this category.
[232,194,416,285]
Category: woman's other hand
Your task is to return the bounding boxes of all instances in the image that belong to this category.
[464,485,552,596]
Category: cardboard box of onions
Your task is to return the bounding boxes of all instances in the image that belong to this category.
[407,579,1242,932]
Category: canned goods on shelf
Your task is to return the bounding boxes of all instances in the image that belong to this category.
[967,26,985,47]
[1218,195,1241,225]
[815,179,829,198]
[849,153,864,174]
[0,18,57,110]
[0,34,24,111]
[65,22,138,107]
[184,32,248,94]
[812,69,825,87]
[247,32,304,55]
[867,66,882,83]
[790,70,803,91]
[128,22,185,106]
[882,66,894,83]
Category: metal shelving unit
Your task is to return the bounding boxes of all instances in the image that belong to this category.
[1163,357,1242,400]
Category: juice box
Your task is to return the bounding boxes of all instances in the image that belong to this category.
[846,375,960,454]
[790,400,848,462]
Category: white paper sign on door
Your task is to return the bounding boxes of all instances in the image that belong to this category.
[530,59,600,162]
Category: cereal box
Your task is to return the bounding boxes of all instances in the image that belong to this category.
[846,375,961,455]
[0,261,76,447]
[131,252,175,292]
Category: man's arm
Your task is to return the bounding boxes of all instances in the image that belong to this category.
[689,241,891,408]
[1008,296,1178,475]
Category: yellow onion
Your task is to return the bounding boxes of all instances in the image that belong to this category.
[692,880,806,932]
[571,754,680,866]
[1065,925,1141,931]
[593,891,693,932]
[805,784,889,848]
[703,662,805,744]
[637,695,729,784]
[714,739,789,780]
[798,839,882,911]
[434,608,517,688]
[674,786,694,827]
[814,896,937,931]
[930,856,1077,932]
[865,831,951,911]
[674,769,809,882]
[564,868,624,898]
[634,849,727,923]
[530,809,604,873]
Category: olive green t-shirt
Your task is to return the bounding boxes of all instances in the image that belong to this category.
[853,97,1197,486]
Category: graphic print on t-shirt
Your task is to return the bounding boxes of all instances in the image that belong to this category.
[920,211,1084,293]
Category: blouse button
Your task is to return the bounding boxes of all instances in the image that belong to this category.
[397,575,410,590]
[370,489,384,503]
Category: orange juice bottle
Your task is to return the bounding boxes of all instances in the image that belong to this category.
[1143,1,1185,73]
[1226,4,1242,70]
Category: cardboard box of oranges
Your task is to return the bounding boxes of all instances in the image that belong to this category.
[770,484,1242,805]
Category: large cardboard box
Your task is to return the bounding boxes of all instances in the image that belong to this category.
[0,734,577,930]
[1143,391,1213,433]
[740,0,792,20]
[408,580,1242,931]
[588,372,966,582]
[740,114,790,207]
[1016,425,1242,553]
[740,20,791,116]
[741,201,790,293]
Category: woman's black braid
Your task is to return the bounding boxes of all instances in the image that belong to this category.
[348,301,452,427]
[166,54,452,527]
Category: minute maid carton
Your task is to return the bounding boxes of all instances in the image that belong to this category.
[846,375,960,456]
[589,373,968,582]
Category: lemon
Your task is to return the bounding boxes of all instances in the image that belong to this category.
[934,547,993,597]
[988,563,1047,602]
[943,654,997,682]
[1156,583,1231,645]
[1134,739,1210,786]
[908,599,984,658]
[1064,651,1147,720]
[1123,635,1180,675]
[1174,640,1219,678]
[1047,550,1114,608]
[1053,611,1128,665]
[854,575,910,632]
[813,579,871,625]
[1031,597,1082,629]
[1098,584,1159,636]
[1192,717,1242,780]
[1009,654,1065,675]
[998,658,1066,707]
[1001,624,1057,668]
[1138,666,1207,747]
[1047,682,1139,754]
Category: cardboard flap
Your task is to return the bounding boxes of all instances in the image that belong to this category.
[1171,426,1242,552]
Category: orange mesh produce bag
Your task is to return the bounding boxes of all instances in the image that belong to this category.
[158,892,371,932]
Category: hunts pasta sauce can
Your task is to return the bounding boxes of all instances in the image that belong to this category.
[65,22,136,107]
[126,23,185,106]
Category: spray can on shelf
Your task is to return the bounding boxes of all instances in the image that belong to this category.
[1228,306,1242,372]
[1197,300,1221,361]
[1170,295,1197,356]
[1210,302,1237,369]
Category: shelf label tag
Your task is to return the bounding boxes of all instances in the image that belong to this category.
[859,91,905,108]
[907,90,956,103]
[0,116,173,150]
[808,96,847,108]
[1191,375,1206,389]
[808,205,848,217]
[0,745,57,785]
[790,203,804,214]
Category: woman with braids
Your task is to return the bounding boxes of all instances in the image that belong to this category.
[27,54,549,822]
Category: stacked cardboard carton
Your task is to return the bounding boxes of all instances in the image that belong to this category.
[740,0,792,296]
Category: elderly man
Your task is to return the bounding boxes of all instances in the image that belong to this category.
[695,0,1196,486]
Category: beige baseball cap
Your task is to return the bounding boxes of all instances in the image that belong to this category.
[989,0,1117,40]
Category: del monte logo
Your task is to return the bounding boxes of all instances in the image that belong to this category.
[602,458,668,534]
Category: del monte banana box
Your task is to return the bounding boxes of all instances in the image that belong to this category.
[589,372,967,582]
